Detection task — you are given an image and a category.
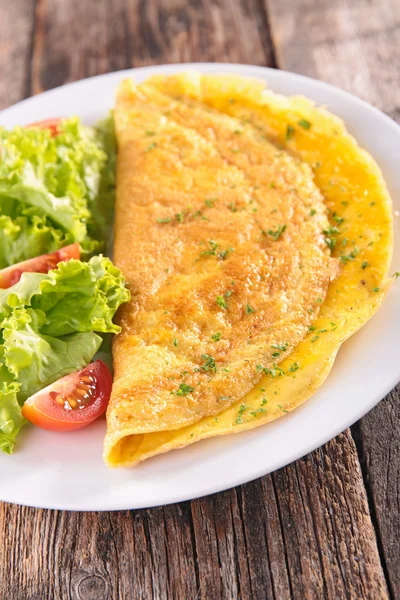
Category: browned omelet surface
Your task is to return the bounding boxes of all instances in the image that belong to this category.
[105,77,337,465]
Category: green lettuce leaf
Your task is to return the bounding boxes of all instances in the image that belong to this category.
[0,256,129,453]
[0,116,116,267]
[0,255,130,336]
[2,308,102,402]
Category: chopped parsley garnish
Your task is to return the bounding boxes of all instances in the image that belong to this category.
[270,182,276,189]
[173,338,178,347]
[200,239,218,257]
[228,202,237,212]
[340,247,360,263]
[373,287,381,292]
[289,362,300,372]
[272,343,288,351]
[323,226,340,236]
[261,398,268,406]
[316,297,323,304]
[175,383,194,396]
[205,198,216,208]
[218,249,229,260]
[250,408,267,417]
[286,125,295,140]
[146,130,155,136]
[216,295,227,309]
[175,212,184,223]
[201,354,217,373]
[361,261,369,270]
[311,335,319,343]
[298,118,311,129]
[325,237,336,251]
[235,404,249,424]
[333,215,344,225]
[211,332,221,342]
[308,325,316,331]
[225,289,233,298]
[256,363,285,378]
[145,142,157,151]
[277,404,289,413]
[310,209,317,216]
[265,224,287,240]
[392,272,400,279]
[157,217,172,224]
[245,303,255,314]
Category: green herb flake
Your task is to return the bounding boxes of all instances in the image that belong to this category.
[175,212,184,223]
[157,217,172,224]
[272,343,288,351]
[310,209,317,216]
[286,124,295,140]
[235,403,249,425]
[145,142,157,152]
[361,261,369,270]
[216,295,227,309]
[325,237,336,251]
[265,224,287,241]
[256,363,285,378]
[146,130,155,136]
[173,338,178,347]
[340,246,360,263]
[245,303,255,314]
[373,287,381,292]
[175,383,194,396]
[200,239,218,257]
[211,332,221,342]
[277,404,289,413]
[333,215,344,225]
[204,198,216,208]
[298,118,311,130]
[261,398,268,406]
[228,202,237,212]
[250,408,267,417]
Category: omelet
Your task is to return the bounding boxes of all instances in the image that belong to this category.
[104,72,393,467]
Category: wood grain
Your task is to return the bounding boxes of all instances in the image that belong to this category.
[0,0,397,598]
[0,0,36,109]
[265,0,400,595]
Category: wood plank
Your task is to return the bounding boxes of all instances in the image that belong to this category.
[0,0,394,598]
[0,0,35,109]
[266,0,400,596]
[30,0,273,95]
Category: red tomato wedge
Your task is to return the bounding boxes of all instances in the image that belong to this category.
[22,361,112,432]
[0,243,80,289]
[26,117,62,137]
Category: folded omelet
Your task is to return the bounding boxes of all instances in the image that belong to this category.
[104,72,393,467]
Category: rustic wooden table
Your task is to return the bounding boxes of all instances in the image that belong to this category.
[0,0,399,598]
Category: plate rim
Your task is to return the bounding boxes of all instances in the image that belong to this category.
[0,62,399,511]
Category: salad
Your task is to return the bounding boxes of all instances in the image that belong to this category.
[0,117,129,453]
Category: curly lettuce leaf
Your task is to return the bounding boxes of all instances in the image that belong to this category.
[2,308,102,402]
[0,353,26,454]
[0,255,129,453]
[0,116,116,267]
[0,256,130,336]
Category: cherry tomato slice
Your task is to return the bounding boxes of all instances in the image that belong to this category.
[26,118,62,137]
[22,361,112,432]
[0,243,80,289]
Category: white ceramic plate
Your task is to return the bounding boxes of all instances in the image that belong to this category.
[0,63,399,511]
